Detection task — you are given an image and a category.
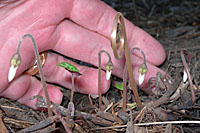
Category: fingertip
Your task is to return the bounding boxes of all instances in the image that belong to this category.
[42,53,111,97]
[39,85,63,105]
[21,85,63,110]
[14,77,63,109]
[131,56,165,87]
[129,26,166,66]
[75,67,111,95]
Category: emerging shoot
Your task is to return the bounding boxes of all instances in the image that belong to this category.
[58,62,81,120]
[115,82,124,91]
[57,62,81,103]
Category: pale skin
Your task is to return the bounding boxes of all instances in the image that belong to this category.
[0,0,166,109]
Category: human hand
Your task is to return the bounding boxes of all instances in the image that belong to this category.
[0,0,166,109]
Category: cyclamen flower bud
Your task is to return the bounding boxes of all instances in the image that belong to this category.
[138,63,147,85]
[8,53,21,82]
[105,61,113,80]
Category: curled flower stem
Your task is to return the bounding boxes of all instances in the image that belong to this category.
[14,34,52,117]
[130,47,146,67]
[180,50,195,104]
[98,50,113,111]
[130,47,147,85]
[122,47,147,112]
[111,12,143,109]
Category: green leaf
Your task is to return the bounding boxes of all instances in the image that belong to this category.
[57,62,79,73]
[115,82,123,91]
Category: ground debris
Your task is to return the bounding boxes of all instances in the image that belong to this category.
[1,0,200,132]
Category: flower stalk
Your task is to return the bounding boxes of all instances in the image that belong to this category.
[98,50,113,111]
[130,47,147,85]
[121,47,147,112]
[180,50,195,104]
[111,12,143,109]
[8,34,52,117]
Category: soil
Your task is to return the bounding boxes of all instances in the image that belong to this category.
[0,0,200,132]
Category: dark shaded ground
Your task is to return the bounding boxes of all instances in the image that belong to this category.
[0,0,200,132]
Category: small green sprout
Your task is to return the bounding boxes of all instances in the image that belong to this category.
[57,62,80,73]
[57,62,81,103]
[115,82,124,91]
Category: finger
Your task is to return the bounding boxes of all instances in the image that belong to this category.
[0,75,62,109]
[0,47,34,96]
[131,55,165,86]
[40,52,163,91]
[42,52,110,95]
[68,0,166,65]
[0,0,72,90]
[53,20,163,78]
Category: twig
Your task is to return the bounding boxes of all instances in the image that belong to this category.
[90,125,127,130]
[0,110,8,133]
[174,31,200,40]
[51,106,72,133]
[135,121,200,126]
[152,77,182,108]
[132,0,139,25]
[17,116,57,133]
[91,120,200,130]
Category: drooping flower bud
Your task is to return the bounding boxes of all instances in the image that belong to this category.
[105,61,113,80]
[8,53,21,82]
[183,69,188,83]
[138,63,148,85]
